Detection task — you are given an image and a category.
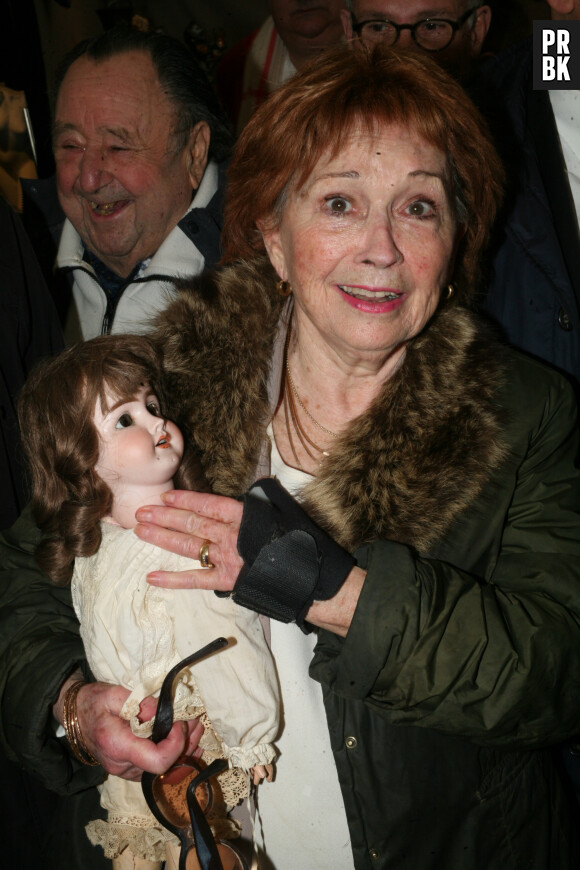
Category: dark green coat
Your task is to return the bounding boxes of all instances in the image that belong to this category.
[1,261,580,868]
[312,347,580,866]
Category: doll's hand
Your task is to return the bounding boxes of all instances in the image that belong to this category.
[56,678,203,780]
[251,763,274,785]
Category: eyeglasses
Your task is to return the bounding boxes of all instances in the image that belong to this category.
[351,5,480,51]
[142,638,249,870]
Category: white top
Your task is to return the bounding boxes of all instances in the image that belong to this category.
[253,429,353,869]
[549,89,580,227]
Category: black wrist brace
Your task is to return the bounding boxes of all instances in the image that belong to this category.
[228,477,356,632]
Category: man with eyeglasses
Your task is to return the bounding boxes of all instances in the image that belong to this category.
[342,1,491,79]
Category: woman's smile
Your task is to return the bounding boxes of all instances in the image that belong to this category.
[337,283,405,311]
[338,283,402,299]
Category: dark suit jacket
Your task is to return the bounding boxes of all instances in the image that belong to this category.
[475,39,580,399]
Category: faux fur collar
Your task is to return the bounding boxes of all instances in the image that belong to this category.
[154,258,508,555]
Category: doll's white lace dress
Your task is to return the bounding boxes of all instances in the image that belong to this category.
[71,521,279,861]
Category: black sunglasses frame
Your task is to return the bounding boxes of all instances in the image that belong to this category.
[141,637,247,870]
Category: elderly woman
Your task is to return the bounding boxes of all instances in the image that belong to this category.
[1,45,580,870]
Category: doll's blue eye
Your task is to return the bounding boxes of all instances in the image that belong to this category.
[115,413,133,429]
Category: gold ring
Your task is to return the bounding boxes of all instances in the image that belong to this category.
[199,540,215,570]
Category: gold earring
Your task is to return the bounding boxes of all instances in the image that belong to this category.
[276,279,292,297]
[445,283,455,300]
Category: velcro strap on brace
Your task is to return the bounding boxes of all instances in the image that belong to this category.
[231,478,356,632]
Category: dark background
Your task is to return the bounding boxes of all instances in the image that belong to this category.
[0,0,554,179]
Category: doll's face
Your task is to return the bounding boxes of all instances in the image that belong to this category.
[94,383,184,494]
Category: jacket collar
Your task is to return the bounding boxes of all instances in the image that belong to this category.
[155,258,508,554]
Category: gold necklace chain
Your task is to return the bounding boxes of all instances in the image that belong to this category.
[285,360,339,439]
[281,325,338,464]
[284,367,329,460]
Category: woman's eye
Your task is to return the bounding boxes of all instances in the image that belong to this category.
[146,401,161,416]
[115,413,133,429]
[326,196,351,214]
[406,200,434,218]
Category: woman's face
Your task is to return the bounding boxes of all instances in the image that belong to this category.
[262,125,461,365]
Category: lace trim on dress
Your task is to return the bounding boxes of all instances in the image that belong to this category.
[199,713,250,807]
[86,813,241,861]
[85,818,174,861]
[226,741,276,770]
[124,671,207,737]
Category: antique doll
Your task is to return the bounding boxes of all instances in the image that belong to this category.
[18,334,279,869]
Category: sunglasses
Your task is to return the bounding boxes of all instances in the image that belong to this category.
[142,637,250,870]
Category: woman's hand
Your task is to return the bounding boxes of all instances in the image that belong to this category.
[54,676,204,780]
[134,490,244,591]
[135,484,366,636]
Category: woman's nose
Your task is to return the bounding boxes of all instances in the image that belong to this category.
[358,214,403,268]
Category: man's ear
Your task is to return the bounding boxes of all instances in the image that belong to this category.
[341,8,355,40]
[186,121,211,190]
[470,5,492,56]
[258,221,287,280]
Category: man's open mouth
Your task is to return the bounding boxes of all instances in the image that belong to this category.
[88,200,127,216]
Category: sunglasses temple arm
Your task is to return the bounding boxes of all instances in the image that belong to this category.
[151,637,230,744]
[187,759,229,870]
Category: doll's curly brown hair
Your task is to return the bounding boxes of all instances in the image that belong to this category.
[18,334,206,585]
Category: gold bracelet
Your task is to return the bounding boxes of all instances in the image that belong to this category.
[61,680,99,766]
